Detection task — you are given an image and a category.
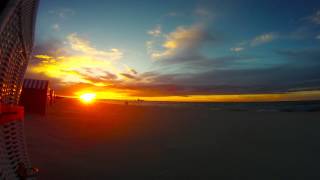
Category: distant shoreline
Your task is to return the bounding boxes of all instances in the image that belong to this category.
[56,95,320,104]
[56,97,320,112]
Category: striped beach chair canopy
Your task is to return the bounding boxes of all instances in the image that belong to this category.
[23,79,49,90]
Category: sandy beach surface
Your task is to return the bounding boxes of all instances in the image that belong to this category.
[24,98,320,179]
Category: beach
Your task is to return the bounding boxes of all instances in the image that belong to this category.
[25,98,320,179]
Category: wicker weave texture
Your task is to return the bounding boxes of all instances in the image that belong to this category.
[0,0,38,179]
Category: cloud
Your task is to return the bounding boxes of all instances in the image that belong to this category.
[120,65,139,80]
[67,33,123,61]
[230,33,277,55]
[194,7,213,19]
[251,32,277,46]
[230,47,244,52]
[28,42,320,98]
[35,54,51,59]
[49,8,75,19]
[120,73,139,80]
[27,34,124,86]
[87,62,320,97]
[145,40,154,55]
[124,65,138,75]
[120,47,320,97]
[29,8,320,99]
[289,11,320,40]
[52,23,60,31]
[316,35,320,40]
[146,23,250,72]
[29,55,116,85]
[288,26,315,40]
[29,39,68,62]
[136,64,320,96]
[147,25,162,37]
[166,12,183,17]
[185,56,255,70]
[276,48,320,64]
[148,24,215,61]
[309,10,320,25]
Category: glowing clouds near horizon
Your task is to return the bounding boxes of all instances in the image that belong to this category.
[28,33,124,85]
[27,33,145,100]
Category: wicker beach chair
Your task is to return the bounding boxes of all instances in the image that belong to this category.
[0,0,39,179]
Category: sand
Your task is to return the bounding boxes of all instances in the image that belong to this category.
[24,98,320,179]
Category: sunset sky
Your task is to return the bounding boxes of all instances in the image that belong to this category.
[26,0,320,102]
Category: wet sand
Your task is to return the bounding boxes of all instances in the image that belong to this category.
[24,98,320,179]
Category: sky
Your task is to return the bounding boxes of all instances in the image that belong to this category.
[26,0,320,102]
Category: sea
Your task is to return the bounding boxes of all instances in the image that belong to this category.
[101,99,320,112]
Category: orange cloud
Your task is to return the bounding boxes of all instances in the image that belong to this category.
[30,55,118,84]
[28,33,125,86]
[27,33,320,102]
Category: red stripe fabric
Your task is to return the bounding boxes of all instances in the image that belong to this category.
[0,104,24,125]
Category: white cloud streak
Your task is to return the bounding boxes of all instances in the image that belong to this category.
[147,24,208,60]
[52,23,60,31]
[67,33,123,61]
[310,10,320,25]
[230,47,244,52]
[251,32,277,46]
[147,25,162,37]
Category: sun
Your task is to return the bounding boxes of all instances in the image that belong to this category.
[79,93,96,103]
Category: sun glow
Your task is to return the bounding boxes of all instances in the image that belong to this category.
[79,93,96,103]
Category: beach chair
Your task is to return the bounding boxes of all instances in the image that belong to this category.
[20,79,50,115]
[0,0,40,179]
